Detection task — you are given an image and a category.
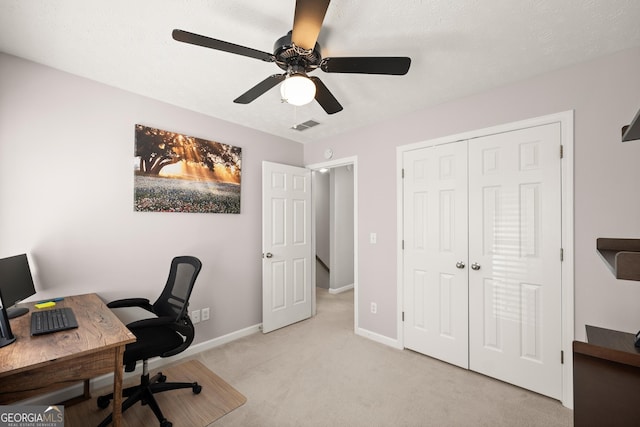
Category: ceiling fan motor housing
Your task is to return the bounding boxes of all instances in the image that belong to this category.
[274,31,322,74]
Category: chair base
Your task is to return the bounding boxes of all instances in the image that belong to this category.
[97,362,202,427]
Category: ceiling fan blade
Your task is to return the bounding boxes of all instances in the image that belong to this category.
[291,0,331,50]
[320,57,411,75]
[172,29,274,62]
[310,77,343,114]
[233,74,286,104]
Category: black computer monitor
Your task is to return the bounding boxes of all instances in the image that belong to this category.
[0,254,37,319]
[0,289,16,347]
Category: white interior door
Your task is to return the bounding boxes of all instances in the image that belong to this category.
[403,141,469,369]
[468,123,562,399]
[262,161,312,333]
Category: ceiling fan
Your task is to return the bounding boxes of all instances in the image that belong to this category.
[172,0,411,114]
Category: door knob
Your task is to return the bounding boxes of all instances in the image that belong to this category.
[471,262,481,270]
[264,252,273,258]
[456,261,465,269]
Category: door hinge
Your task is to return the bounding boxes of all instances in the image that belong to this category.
[402,168,405,178]
[402,240,405,250]
[560,248,564,261]
[402,311,405,322]
[561,350,564,364]
[560,145,564,159]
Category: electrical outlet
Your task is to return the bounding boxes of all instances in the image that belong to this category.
[371,302,377,314]
[191,309,201,324]
[201,307,210,321]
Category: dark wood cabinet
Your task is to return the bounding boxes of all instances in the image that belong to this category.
[573,325,640,426]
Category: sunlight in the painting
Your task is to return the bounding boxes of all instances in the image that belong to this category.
[159,162,182,177]
[158,161,239,184]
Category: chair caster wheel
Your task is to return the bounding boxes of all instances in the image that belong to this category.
[97,396,111,409]
[192,383,202,394]
[158,374,167,383]
[160,420,172,427]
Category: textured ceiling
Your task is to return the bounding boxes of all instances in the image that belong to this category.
[1,0,639,144]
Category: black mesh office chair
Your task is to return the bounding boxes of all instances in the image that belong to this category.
[97,256,203,427]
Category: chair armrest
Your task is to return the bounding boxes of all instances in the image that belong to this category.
[107,298,154,312]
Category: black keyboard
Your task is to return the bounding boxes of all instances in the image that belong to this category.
[31,307,79,336]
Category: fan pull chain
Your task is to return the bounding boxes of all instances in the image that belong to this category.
[293,105,298,129]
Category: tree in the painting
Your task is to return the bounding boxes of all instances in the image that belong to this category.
[197,140,242,180]
[135,124,241,177]
[135,125,186,175]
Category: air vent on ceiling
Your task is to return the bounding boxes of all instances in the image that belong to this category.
[291,120,320,131]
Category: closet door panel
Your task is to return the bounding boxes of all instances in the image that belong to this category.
[403,141,469,369]
[467,123,562,400]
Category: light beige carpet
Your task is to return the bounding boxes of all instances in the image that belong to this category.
[65,359,246,427]
[195,290,573,427]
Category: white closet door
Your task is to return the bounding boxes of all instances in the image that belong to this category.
[468,123,562,399]
[403,141,469,369]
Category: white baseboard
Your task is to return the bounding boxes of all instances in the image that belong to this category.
[19,323,262,406]
[182,323,262,358]
[356,327,402,350]
[328,283,354,294]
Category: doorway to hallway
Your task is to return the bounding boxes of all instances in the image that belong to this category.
[313,165,354,294]
[308,156,358,331]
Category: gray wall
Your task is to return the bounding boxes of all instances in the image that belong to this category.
[3,46,640,347]
[313,170,330,289]
[0,53,303,344]
[330,166,354,290]
[305,46,640,341]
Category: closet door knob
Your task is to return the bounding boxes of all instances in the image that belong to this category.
[456,261,465,269]
[471,262,481,270]
[264,252,273,258]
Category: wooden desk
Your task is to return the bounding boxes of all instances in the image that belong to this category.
[0,293,135,427]
[573,325,640,427]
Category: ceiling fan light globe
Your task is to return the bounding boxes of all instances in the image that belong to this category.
[281,75,316,106]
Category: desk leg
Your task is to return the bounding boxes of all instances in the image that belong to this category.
[84,379,91,399]
[112,346,125,427]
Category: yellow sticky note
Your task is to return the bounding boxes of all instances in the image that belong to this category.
[35,301,56,309]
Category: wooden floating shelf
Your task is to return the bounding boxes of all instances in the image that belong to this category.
[597,238,640,281]
[622,108,640,142]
